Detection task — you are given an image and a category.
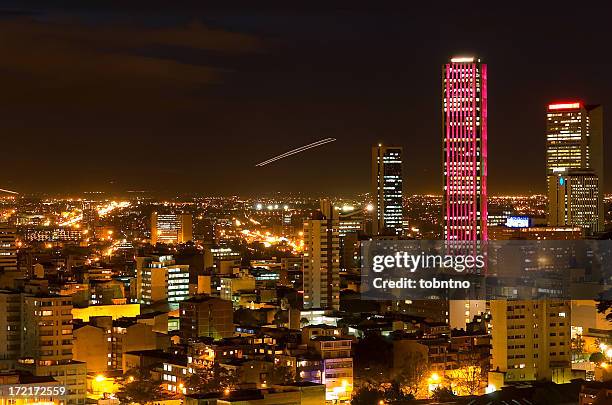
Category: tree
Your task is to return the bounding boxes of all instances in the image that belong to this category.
[384,380,415,402]
[187,363,240,394]
[596,301,612,320]
[234,307,261,327]
[449,365,483,396]
[351,386,384,405]
[571,334,586,361]
[267,364,295,385]
[353,333,393,386]
[431,386,456,402]
[590,352,605,364]
[394,352,429,399]
[595,292,612,322]
[116,376,165,404]
[448,352,487,396]
[273,310,289,328]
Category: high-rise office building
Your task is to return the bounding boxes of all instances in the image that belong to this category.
[546,102,604,233]
[303,202,340,311]
[442,56,488,240]
[21,295,75,363]
[136,255,190,308]
[0,224,20,289]
[150,212,193,245]
[179,294,234,341]
[0,290,21,363]
[0,224,17,271]
[371,144,403,236]
[490,299,571,385]
[548,169,600,234]
[8,292,88,404]
[336,205,366,271]
[81,201,99,231]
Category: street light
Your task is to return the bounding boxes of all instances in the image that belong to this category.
[428,372,442,393]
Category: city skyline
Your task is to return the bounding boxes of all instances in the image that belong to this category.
[1,3,612,196]
[2,3,612,405]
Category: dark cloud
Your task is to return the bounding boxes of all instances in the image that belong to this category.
[0,18,262,107]
[1,3,611,196]
[0,14,266,193]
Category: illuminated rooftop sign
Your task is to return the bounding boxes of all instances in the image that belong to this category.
[548,102,581,110]
[506,216,530,228]
[450,57,475,63]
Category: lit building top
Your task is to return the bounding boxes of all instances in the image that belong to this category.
[442,56,488,241]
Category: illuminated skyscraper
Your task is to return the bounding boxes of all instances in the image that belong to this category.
[0,290,21,360]
[548,169,600,234]
[442,57,487,240]
[151,212,193,245]
[136,255,190,308]
[81,200,99,231]
[546,102,603,233]
[303,201,340,311]
[371,144,403,236]
[0,223,17,272]
[0,223,19,289]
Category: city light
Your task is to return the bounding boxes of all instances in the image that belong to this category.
[240,229,304,253]
[450,56,475,63]
[548,102,581,110]
[98,201,130,217]
[428,372,442,393]
[0,17,608,405]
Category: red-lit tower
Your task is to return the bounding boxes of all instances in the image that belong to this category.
[442,56,488,240]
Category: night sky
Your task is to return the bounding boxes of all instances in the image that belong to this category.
[1,1,612,196]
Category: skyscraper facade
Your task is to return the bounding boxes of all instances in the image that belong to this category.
[18,293,87,404]
[0,224,17,272]
[303,202,340,311]
[0,290,21,361]
[0,223,19,289]
[546,102,604,233]
[151,212,193,245]
[135,255,190,308]
[442,57,488,240]
[179,295,234,341]
[371,144,403,236]
[490,299,571,384]
[548,169,600,234]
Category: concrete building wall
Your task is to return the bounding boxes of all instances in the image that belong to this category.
[73,325,108,373]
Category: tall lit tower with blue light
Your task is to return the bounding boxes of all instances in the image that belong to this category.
[546,102,603,234]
